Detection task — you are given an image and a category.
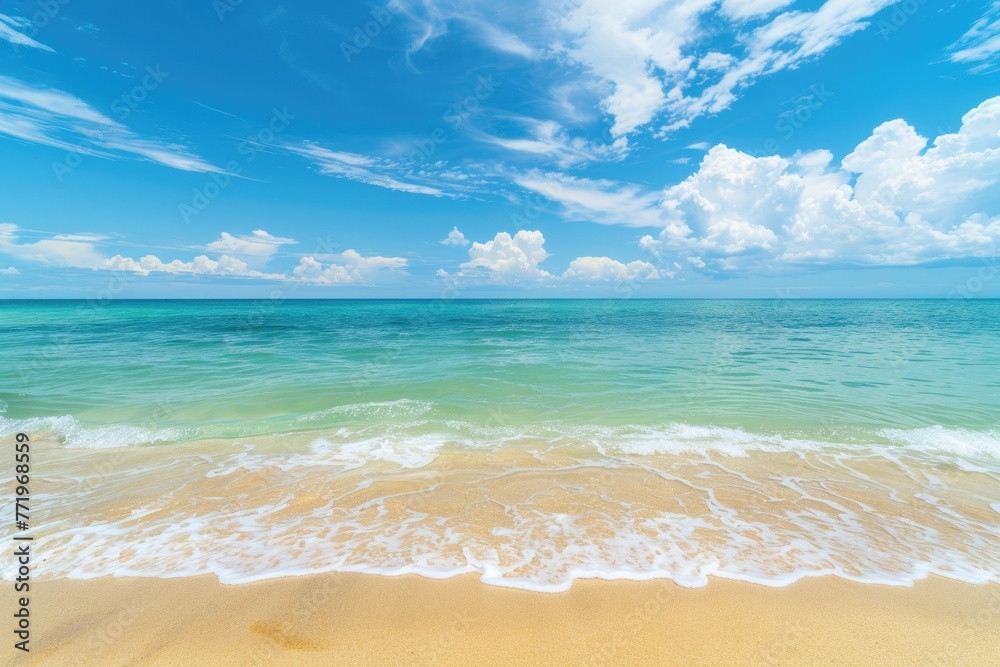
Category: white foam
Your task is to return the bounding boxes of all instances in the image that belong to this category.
[591,424,809,458]
[308,435,442,470]
[881,426,1000,459]
[0,415,179,448]
[205,434,444,477]
[298,399,435,421]
[4,421,999,592]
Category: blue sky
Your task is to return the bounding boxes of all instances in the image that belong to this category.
[0,0,999,297]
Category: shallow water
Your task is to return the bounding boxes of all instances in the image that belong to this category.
[1,299,998,590]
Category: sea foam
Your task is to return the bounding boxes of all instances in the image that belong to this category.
[2,422,998,592]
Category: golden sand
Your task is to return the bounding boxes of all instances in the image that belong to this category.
[10,574,999,666]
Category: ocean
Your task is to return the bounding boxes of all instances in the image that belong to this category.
[2,299,998,591]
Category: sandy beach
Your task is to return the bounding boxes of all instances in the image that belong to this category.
[11,574,999,666]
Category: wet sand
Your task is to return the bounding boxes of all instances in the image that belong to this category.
[11,574,1000,666]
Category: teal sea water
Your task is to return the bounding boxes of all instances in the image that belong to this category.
[1,299,999,590]
[3,299,999,441]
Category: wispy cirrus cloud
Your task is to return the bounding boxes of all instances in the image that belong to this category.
[0,75,219,172]
[475,117,628,167]
[512,171,662,227]
[286,142,450,196]
[0,13,53,52]
[946,2,1000,73]
[389,0,538,61]
[285,141,490,197]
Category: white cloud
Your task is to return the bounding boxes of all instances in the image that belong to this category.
[0,14,52,52]
[205,230,296,267]
[286,142,457,196]
[97,250,403,283]
[0,266,19,275]
[456,230,551,281]
[441,226,470,246]
[563,256,662,281]
[946,2,1000,73]
[639,96,1000,273]
[513,171,662,227]
[555,0,708,137]
[390,1,540,60]
[0,75,218,172]
[0,226,404,286]
[466,17,538,58]
[0,224,105,267]
[97,254,285,279]
[477,118,628,166]
[51,233,108,242]
[659,0,897,134]
[441,229,663,284]
[557,0,896,136]
[291,251,407,284]
[720,0,795,21]
[697,51,736,71]
[393,1,895,138]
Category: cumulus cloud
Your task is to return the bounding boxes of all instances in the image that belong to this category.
[441,226,470,246]
[291,250,407,284]
[440,229,662,284]
[96,242,405,285]
[563,256,663,281]
[97,254,285,279]
[455,230,551,281]
[204,230,296,267]
[1,225,407,286]
[639,96,1000,274]
[0,266,19,275]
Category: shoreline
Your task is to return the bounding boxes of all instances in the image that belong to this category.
[14,573,1000,665]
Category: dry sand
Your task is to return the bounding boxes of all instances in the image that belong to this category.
[7,574,999,666]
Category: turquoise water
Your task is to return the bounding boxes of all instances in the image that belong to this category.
[2,299,999,590]
[2,299,999,443]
